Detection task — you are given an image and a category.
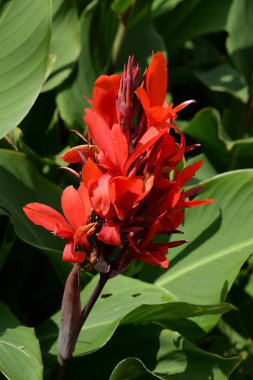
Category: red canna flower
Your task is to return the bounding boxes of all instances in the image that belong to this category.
[23,185,95,263]
[24,51,213,272]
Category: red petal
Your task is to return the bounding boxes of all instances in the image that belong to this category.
[110,176,144,220]
[159,209,184,231]
[23,203,72,236]
[97,224,121,246]
[172,99,195,113]
[90,173,112,216]
[78,182,91,224]
[60,145,97,163]
[182,199,214,208]
[62,242,86,263]
[146,52,167,107]
[135,87,150,110]
[111,123,129,173]
[83,109,116,166]
[167,240,188,248]
[134,174,154,205]
[177,160,203,187]
[92,74,121,127]
[74,223,96,247]
[124,126,167,175]
[140,212,167,248]
[82,158,102,187]
[61,186,84,230]
[168,124,186,165]
[146,105,175,125]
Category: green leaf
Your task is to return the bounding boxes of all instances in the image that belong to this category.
[153,330,242,379]
[0,0,51,138]
[226,0,253,86]
[111,0,135,13]
[196,63,248,103]
[110,357,161,380]
[156,0,232,52]
[0,302,43,380]
[0,150,63,252]
[155,170,253,332]
[184,108,253,171]
[183,108,230,172]
[186,153,217,185]
[151,0,183,18]
[42,0,80,91]
[38,275,233,358]
[117,18,166,70]
[227,137,253,170]
[56,1,118,130]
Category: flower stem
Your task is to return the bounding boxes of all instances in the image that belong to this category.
[81,272,109,325]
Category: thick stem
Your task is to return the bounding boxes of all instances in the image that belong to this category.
[81,272,109,325]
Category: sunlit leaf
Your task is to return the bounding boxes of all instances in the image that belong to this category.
[0,0,51,138]
[43,0,80,91]
[0,302,43,380]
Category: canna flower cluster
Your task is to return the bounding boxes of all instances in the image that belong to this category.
[24,52,212,275]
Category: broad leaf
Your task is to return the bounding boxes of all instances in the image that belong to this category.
[0,150,63,252]
[56,1,118,130]
[156,0,232,52]
[151,0,184,18]
[0,302,43,380]
[153,330,241,379]
[43,0,80,91]
[226,0,253,86]
[196,63,248,103]
[183,108,229,172]
[38,275,233,358]
[110,358,160,380]
[155,170,253,332]
[0,0,51,138]
[184,108,253,171]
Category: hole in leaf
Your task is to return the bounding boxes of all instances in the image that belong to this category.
[131,293,141,297]
[101,293,112,299]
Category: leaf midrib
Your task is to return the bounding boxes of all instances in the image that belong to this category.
[156,238,253,286]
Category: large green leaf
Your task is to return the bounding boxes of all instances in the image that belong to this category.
[155,171,253,324]
[0,302,43,380]
[226,0,253,86]
[109,330,241,380]
[153,330,241,380]
[196,63,248,103]
[0,0,51,138]
[56,0,118,130]
[155,0,232,52]
[183,108,230,172]
[151,0,183,18]
[110,358,160,380]
[0,150,63,251]
[38,275,233,358]
[184,108,253,171]
[43,0,80,91]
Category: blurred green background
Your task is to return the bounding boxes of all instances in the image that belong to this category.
[0,0,253,379]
